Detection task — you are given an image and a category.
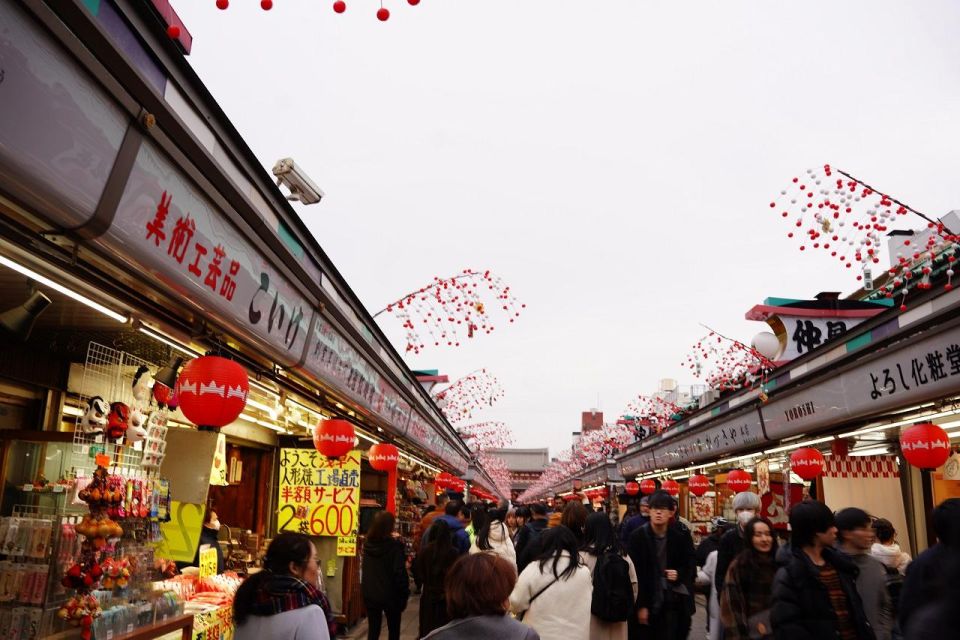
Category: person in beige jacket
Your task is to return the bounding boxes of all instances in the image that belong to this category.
[470,508,517,568]
[580,512,638,640]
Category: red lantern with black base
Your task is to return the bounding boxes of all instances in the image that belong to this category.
[726,469,752,492]
[790,447,825,480]
[313,419,355,460]
[900,422,951,469]
[640,479,657,495]
[688,474,710,497]
[368,443,400,514]
[625,481,640,496]
[661,479,680,497]
[175,356,248,429]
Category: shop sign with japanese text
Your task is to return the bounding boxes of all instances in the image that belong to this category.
[336,536,357,557]
[762,324,960,441]
[656,410,766,468]
[778,315,867,361]
[277,448,360,539]
[619,450,658,477]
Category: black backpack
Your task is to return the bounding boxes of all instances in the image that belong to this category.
[883,565,904,614]
[591,550,635,622]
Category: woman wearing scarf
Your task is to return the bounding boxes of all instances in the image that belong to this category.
[720,517,778,640]
[234,532,336,640]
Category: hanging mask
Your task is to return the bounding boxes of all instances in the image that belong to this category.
[126,408,148,444]
[131,365,154,406]
[105,402,130,441]
[80,397,109,435]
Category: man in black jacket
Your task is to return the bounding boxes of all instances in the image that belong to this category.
[898,497,960,632]
[515,502,549,573]
[771,500,875,640]
[627,490,696,640]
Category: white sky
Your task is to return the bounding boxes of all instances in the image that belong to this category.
[171,0,960,453]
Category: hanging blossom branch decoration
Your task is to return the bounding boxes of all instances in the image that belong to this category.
[457,421,515,453]
[683,326,775,393]
[431,369,505,424]
[771,164,959,310]
[478,452,512,498]
[373,269,525,355]
[622,395,684,435]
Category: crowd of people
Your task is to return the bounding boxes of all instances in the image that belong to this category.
[227,493,960,640]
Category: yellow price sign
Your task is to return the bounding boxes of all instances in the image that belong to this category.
[199,546,218,578]
[336,535,357,557]
[277,449,361,537]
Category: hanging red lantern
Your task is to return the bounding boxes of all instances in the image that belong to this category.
[661,479,680,497]
[640,479,657,495]
[726,469,752,492]
[377,7,390,21]
[333,0,346,12]
[900,422,951,469]
[175,356,249,429]
[313,419,355,459]
[688,474,711,497]
[790,447,825,480]
[261,0,273,9]
[369,443,400,514]
[625,481,640,496]
[216,0,229,9]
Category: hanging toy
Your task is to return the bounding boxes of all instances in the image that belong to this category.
[131,365,154,405]
[105,403,130,441]
[80,397,109,435]
[126,408,148,444]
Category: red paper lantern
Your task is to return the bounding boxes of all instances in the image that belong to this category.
[216,0,229,9]
[726,469,752,492]
[333,0,346,13]
[688,474,711,497]
[900,422,951,469]
[640,479,657,495]
[409,0,420,5]
[176,356,249,429]
[790,447,825,480]
[625,481,640,496]
[368,443,400,471]
[377,7,390,21]
[661,479,680,497]
[261,0,273,9]
[313,419,355,459]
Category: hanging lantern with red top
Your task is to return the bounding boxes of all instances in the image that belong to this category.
[726,469,752,492]
[790,447,825,480]
[688,474,711,497]
[435,472,451,490]
[368,443,400,514]
[661,479,680,497]
[175,356,248,429]
[640,479,657,495]
[313,419,356,460]
[625,481,640,496]
[900,422,951,469]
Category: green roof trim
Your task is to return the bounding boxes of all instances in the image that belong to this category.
[763,297,802,306]
[277,221,306,259]
[845,331,873,352]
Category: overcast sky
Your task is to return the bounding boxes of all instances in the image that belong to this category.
[171,1,960,453]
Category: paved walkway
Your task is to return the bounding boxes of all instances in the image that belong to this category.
[342,593,709,640]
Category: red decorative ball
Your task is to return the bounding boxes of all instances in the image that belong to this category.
[640,478,657,495]
[409,0,420,4]
[166,25,181,38]
[900,422,950,469]
[333,0,346,12]
[377,7,390,20]
[688,474,711,497]
[661,479,680,497]
[216,0,229,9]
[368,443,400,471]
[726,469,752,492]
[261,0,273,10]
[314,419,356,459]
[625,481,640,496]
[176,356,249,428]
[790,447,825,480]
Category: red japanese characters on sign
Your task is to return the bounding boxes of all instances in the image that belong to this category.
[278,448,361,538]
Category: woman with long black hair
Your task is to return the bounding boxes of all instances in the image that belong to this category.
[470,507,517,568]
[233,532,335,640]
[509,526,592,638]
[720,517,779,640]
[416,520,460,638]
[362,511,410,640]
[581,512,638,640]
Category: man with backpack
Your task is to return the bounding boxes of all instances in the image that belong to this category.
[581,511,638,639]
[627,490,696,640]
[516,502,549,573]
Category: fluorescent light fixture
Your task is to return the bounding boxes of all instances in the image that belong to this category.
[237,412,286,433]
[356,430,379,445]
[0,254,127,323]
[246,399,276,414]
[249,378,280,396]
[138,325,200,357]
[850,446,892,457]
[763,435,836,455]
[399,450,440,474]
[839,408,960,438]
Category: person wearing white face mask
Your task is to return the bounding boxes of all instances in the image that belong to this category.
[714,492,761,598]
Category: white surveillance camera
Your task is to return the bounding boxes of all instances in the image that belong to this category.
[272,158,324,205]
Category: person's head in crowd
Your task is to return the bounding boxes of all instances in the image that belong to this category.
[872,517,897,545]
[583,511,623,556]
[535,525,581,580]
[427,518,453,551]
[835,507,875,552]
[444,500,462,518]
[788,500,836,549]
[732,491,761,528]
[233,532,318,625]
[435,492,450,510]
[203,508,220,531]
[932,497,960,547]
[515,506,531,527]
[490,506,508,524]
[531,503,548,520]
[647,490,676,529]
[470,503,490,532]
[743,517,777,558]
[639,496,651,516]
[561,501,588,542]
[444,553,518,620]
[505,508,518,530]
[458,503,472,525]
[367,511,396,542]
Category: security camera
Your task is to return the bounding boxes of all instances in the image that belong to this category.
[272,158,324,205]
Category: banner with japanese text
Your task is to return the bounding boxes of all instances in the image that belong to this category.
[278,448,361,542]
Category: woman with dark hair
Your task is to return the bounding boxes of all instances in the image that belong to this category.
[234,532,334,640]
[514,506,531,546]
[424,554,539,639]
[580,512,638,640]
[510,526,592,637]
[361,511,410,640]
[720,517,778,640]
[870,517,911,576]
[561,501,589,544]
[416,520,460,638]
[465,503,489,547]
[471,507,517,567]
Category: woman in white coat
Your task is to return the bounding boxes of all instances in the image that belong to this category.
[695,549,721,640]
[509,526,592,639]
[470,507,517,568]
[580,512,638,640]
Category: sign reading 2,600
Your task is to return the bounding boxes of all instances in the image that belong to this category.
[278,503,356,536]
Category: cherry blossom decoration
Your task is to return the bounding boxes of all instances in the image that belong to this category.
[772,165,959,310]
[373,269,525,355]
[623,395,684,436]
[477,452,512,497]
[432,369,505,424]
[683,329,775,393]
[456,421,515,453]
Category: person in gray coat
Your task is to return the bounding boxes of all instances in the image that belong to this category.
[835,508,893,640]
[424,553,539,640]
